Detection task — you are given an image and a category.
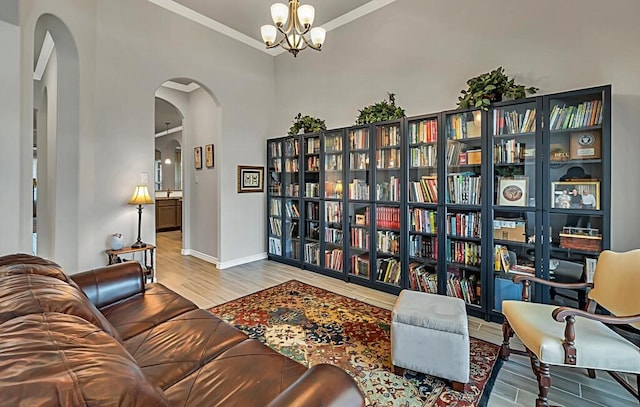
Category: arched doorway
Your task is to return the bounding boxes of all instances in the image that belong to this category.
[154,79,221,263]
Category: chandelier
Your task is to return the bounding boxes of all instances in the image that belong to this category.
[260,1,326,57]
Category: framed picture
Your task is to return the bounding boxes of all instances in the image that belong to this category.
[194,146,203,170]
[551,181,600,210]
[237,165,264,193]
[497,177,528,206]
[205,144,214,168]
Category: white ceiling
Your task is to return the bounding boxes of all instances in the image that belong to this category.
[172,0,373,44]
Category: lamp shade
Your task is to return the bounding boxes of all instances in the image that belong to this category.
[271,3,289,26]
[128,185,154,205]
[297,4,315,26]
[261,25,277,45]
[310,27,326,46]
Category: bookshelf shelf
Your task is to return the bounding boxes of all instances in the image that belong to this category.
[267,85,610,320]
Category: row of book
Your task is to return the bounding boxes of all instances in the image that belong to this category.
[304,183,319,198]
[447,113,480,140]
[269,218,282,237]
[494,139,526,164]
[325,154,342,171]
[287,220,300,239]
[408,262,437,293]
[305,202,319,220]
[376,231,400,255]
[325,248,343,271]
[446,173,482,205]
[446,274,479,305]
[408,176,438,203]
[306,156,320,172]
[349,152,369,170]
[376,257,401,286]
[408,119,438,144]
[349,179,369,200]
[284,139,299,156]
[492,108,536,135]
[305,221,319,240]
[284,201,298,218]
[325,228,343,245]
[376,177,400,202]
[306,137,320,155]
[325,201,342,223]
[271,158,282,173]
[376,206,400,230]
[284,158,298,172]
[376,148,401,169]
[325,135,343,153]
[349,129,368,150]
[269,237,282,256]
[304,242,320,265]
[285,240,300,260]
[350,254,370,278]
[270,198,281,217]
[409,235,437,259]
[350,228,369,250]
[446,211,481,238]
[550,99,602,130]
[376,125,401,147]
[324,181,343,199]
[268,184,281,195]
[410,144,437,168]
[446,241,481,266]
[269,141,282,158]
[284,184,299,197]
[410,208,437,234]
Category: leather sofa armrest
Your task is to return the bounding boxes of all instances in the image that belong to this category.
[266,364,365,407]
[71,261,145,308]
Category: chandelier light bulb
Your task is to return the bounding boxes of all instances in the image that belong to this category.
[297,4,315,27]
[310,27,326,47]
[287,33,302,49]
[270,3,289,26]
[261,25,277,45]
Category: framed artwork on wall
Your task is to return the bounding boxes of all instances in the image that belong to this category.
[194,146,203,169]
[205,144,214,168]
[237,165,264,193]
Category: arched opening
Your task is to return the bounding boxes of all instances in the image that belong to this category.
[154,79,221,265]
[31,14,80,270]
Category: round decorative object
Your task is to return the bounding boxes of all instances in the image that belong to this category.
[502,185,524,202]
[110,233,124,250]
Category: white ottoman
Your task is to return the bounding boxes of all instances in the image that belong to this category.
[391,290,470,391]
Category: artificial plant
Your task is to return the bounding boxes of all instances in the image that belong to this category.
[288,113,327,136]
[355,93,406,125]
[457,67,538,110]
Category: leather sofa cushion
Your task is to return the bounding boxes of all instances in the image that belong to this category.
[164,339,308,406]
[0,312,169,407]
[100,283,198,340]
[0,253,81,290]
[125,309,247,389]
[0,274,122,342]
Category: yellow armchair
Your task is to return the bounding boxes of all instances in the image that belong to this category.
[501,249,640,407]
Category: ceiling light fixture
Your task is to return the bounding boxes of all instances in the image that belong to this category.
[261,1,326,57]
[163,122,172,165]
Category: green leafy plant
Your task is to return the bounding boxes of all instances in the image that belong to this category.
[355,93,406,125]
[457,67,538,110]
[288,113,327,136]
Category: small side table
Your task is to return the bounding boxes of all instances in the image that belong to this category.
[105,245,156,283]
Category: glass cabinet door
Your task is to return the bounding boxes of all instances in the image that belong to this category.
[324,130,344,199]
[283,137,300,261]
[444,110,483,308]
[347,127,370,201]
[348,203,371,282]
[267,140,283,257]
[323,201,344,272]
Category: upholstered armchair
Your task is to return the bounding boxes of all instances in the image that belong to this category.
[501,249,640,407]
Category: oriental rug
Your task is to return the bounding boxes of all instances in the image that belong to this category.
[209,280,502,407]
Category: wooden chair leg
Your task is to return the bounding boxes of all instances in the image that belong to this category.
[529,350,542,381]
[451,381,465,392]
[587,369,596,379]
[501,319,514,360]
[535,362,552,407]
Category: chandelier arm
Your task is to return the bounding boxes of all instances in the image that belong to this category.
[299,34,320,51]
[286,0,297,35]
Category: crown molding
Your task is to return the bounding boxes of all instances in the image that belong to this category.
[33,31,54,81]
[147,0,398,57]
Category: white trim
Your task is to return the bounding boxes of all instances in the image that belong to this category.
[217,252,267,269]
[147,0,398,57]
[155,125,183,138]
[33,31,54,81]
[182,248,218,265]
[161,80,201,93]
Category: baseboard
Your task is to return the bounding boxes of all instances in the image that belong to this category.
[217,252,267,269]
[181,249,218,265]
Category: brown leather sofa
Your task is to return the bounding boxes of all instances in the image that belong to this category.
[0,254,365,406]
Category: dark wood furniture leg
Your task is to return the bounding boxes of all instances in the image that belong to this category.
[451,381,464,392]
[392,365,405,377]
[501,319,514,360]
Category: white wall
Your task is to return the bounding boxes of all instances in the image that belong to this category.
[273,0,640,250]
[15,0,275,271]
[0,18,21,255]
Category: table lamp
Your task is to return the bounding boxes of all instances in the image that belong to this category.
[128,185,154,248]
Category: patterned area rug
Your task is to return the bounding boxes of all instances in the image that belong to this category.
[209,280,502,406]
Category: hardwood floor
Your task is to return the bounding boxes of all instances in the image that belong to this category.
[155,231,637,407]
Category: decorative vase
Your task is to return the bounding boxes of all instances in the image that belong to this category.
[110,233,124,250]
